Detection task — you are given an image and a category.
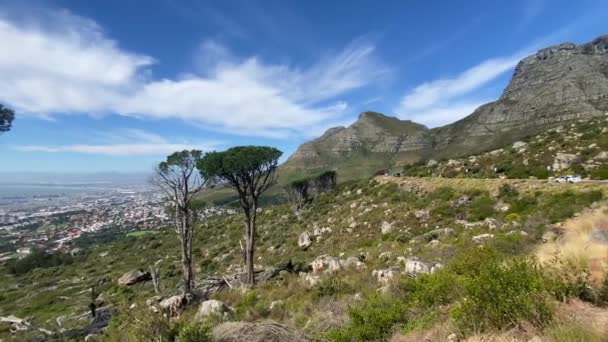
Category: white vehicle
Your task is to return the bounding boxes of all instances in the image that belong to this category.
[554,175,581,183]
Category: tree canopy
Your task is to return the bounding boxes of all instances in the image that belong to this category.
[0,104,15,133]
[198,146,283,198]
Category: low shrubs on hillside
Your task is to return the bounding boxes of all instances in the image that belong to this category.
[7,249,77,275]
[450,258,553,333]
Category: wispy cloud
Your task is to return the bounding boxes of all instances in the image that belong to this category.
[0,9,385,139]
[395,48,529,127]
[14,129,220,155]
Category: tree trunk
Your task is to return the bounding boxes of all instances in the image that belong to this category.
[180,213,193,293]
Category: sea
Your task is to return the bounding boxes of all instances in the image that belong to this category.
[0,183,109,199]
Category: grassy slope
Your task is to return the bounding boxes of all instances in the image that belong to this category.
[2,177,608,340]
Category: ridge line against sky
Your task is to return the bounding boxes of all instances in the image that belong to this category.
[0,0,605,172]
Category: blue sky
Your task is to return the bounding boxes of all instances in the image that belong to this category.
[0,0,606,173]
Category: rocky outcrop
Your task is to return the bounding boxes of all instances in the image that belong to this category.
[432,35,608,159]
[282,35,608,178]
[117,270,151,286]
[281,111,432,181]
[196,300,232,320]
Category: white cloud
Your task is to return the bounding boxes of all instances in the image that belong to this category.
[14,128,220,155]
[0,10,384,138]
[401,101,488,128]
[395,50,528,127]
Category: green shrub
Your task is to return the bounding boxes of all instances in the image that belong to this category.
[498,184,519,200]
[590,167,608,180]
[313,276,354,299]
[176,321,212,342]
[327,293,408,341]
[466,195,496,221]
[450,258,553,333]
[505,213,521,221]
[401,271,461,308]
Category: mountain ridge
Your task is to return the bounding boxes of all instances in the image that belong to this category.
[281,34,608,181]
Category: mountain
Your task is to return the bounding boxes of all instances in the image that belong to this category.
[281,112,430,181]
[282,35,608,181]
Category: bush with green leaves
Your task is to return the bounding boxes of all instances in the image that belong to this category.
[326,293,409,341]
[450,258,553,333]
[176,321,212,342]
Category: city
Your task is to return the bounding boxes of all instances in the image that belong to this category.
[0,184,169,261]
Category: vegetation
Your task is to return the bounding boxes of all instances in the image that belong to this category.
[1,176,607,341]
[0,104,14,133]
[403,117,608,180]
[152,150,206,293]
[198,146,282,285]
[286,170,337,205]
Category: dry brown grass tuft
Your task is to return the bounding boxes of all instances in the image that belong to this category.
[537,202,608,282]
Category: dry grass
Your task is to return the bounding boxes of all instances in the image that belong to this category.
[536,202,608,282]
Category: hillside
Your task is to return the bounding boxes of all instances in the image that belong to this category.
[403,115,608,179]
[282,35,608,181]
[2,177,608,340]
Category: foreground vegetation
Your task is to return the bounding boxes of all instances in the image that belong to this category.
[1,177,608,341]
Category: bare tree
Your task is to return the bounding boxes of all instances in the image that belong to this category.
[152,150,206,294]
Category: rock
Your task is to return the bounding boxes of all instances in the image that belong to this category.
[595,151,608,160]
[381,221,394,234]
[427,239,440,248]
[302,273,320,286]
[159,294,188,316]
[590,229,608,244]
[311,255,342,273]
[528,336,543,342]
[542,231,558,243]
[282,35,608,177]
[552,153,578,171]
[325,257,342,273]
[472,234,494,244]
[494,202,510,212]
[94,293,105,307]
[512,141,528,152]
[297,231,312,249]
[212,321,306,342]
[447,332,459,342]
[410,228,455,244]
[372,268,400,285]
[414,210,430,221]
[378,252,393,261]
[196,300,232,320]
[341,256,360,269]
[117,269,151,286]
[426,159,438,167]
[404,259,432,276]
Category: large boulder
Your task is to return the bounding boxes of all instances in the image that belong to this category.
[117,270,151,286]
[212,321,306,342]
[196,300,232,320]
[372,267,400,286]
[297,231,312,249]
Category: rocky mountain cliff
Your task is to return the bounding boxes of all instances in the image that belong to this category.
[281,112,431,181]
[282,35,608,181]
